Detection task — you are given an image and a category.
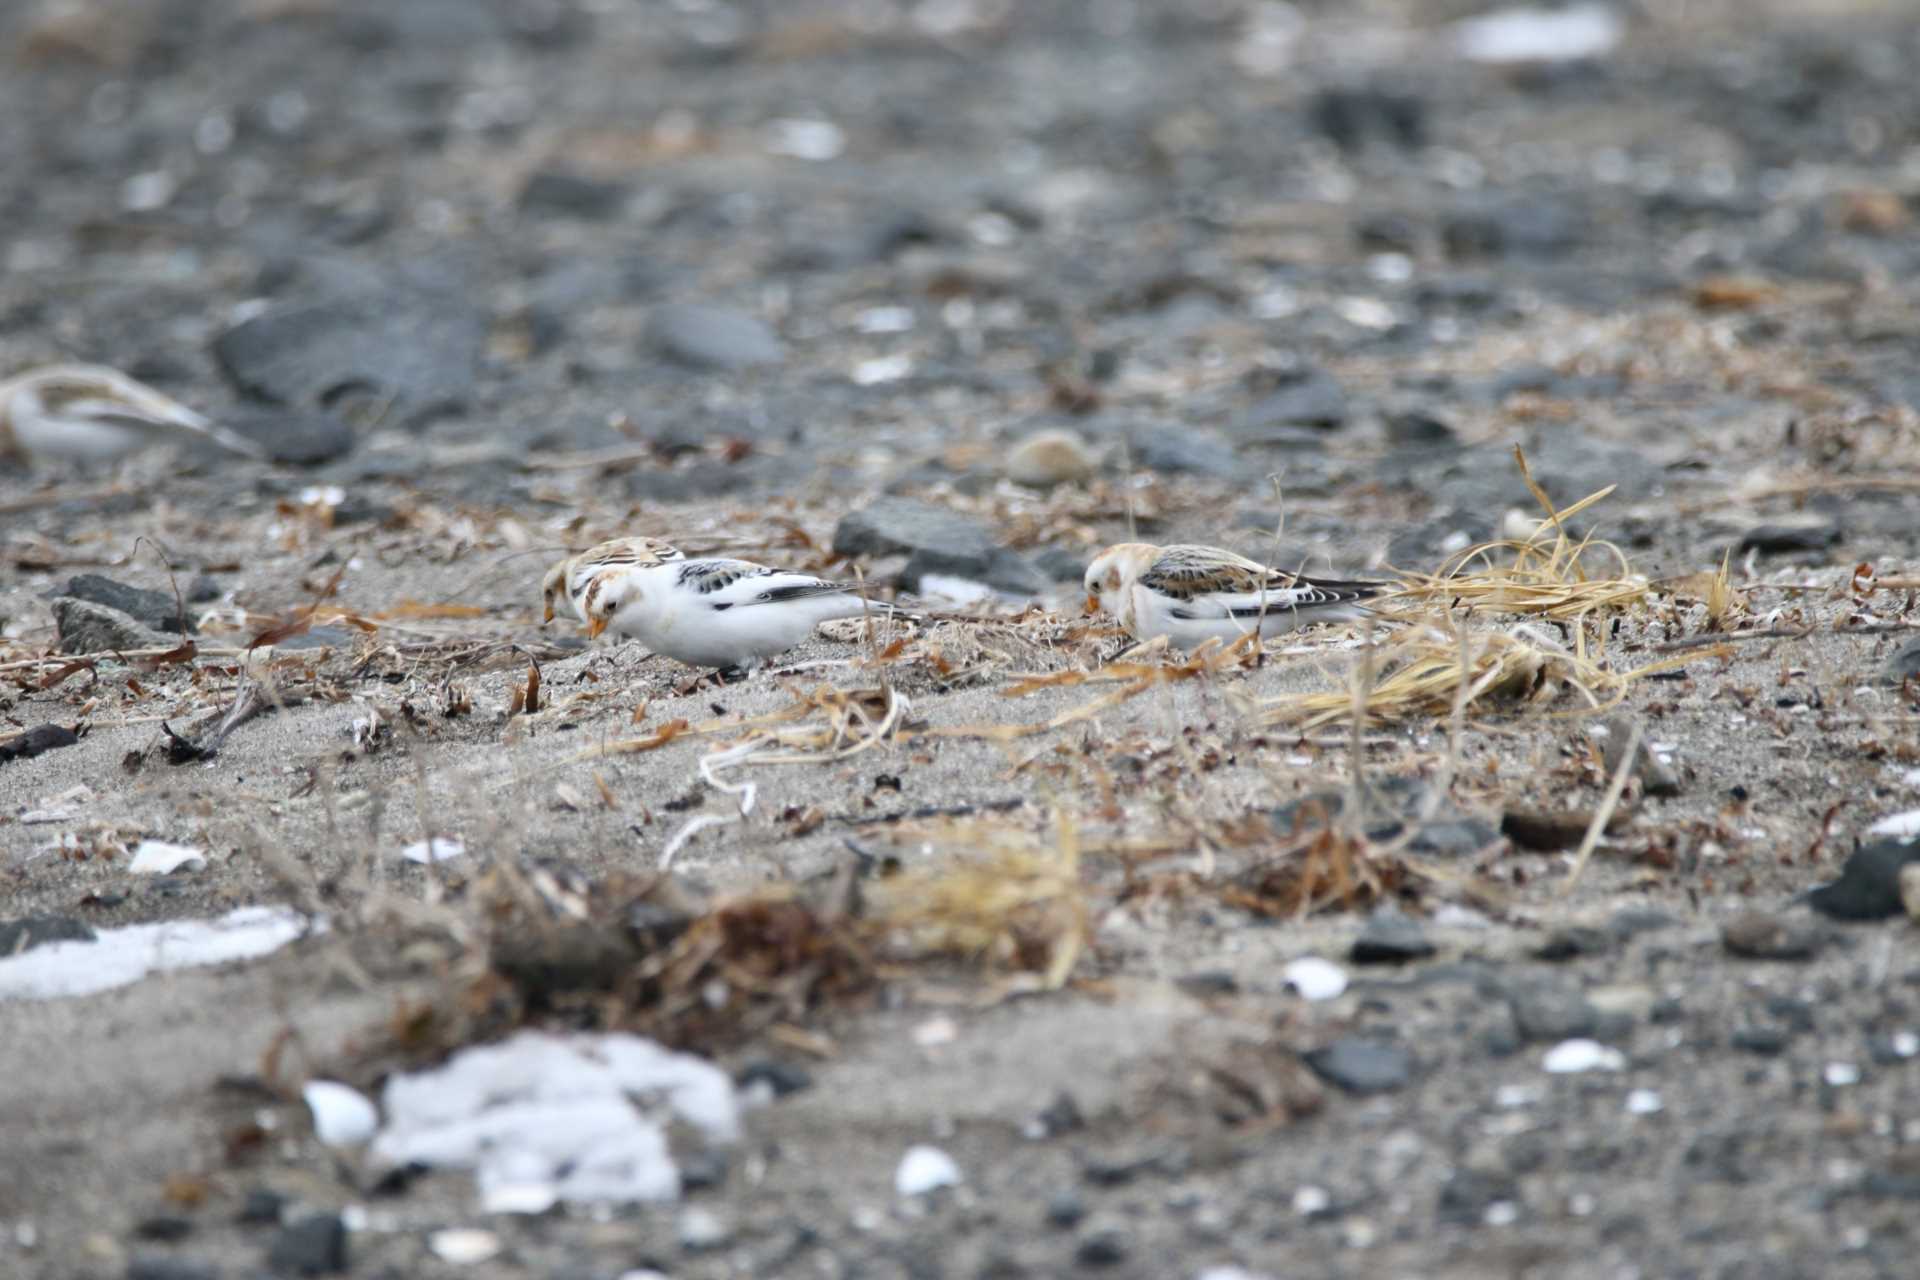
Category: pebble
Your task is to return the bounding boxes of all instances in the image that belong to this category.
[266,1213,347,1276]
[894,1144,962,1197]
[1507,979,1600,1043]
[0,724,81,762]
[834,498,1046,596]
[236,1188,288,1225]
[734,1059,813,1099]
[1737,522,1841,555]
[214,290,485,427]
[1303,1038,1412,1094]
[53,598,172,654]
[1349,909,1437,965]
[1721,910,1825,959]
[518,169,630,221]
[427,1228,501,1265]
[1808,840,1920,920]
[127,1259,219,1280]
[677,1207,731,1252]
[1541,1039,1625,1073]
[1731,1025,1792,1056]
[1074,1224,1130,1267]
[1625,1088,1664,1115]
[1236,366,1348,435]
[218,409,356,466]
[1602,714,1683,796]
[649,303,785,370]
[1045,1190,1086,1229]
[1127,428,1241,478]
[57,574,191,634]
[1004,428,1095,487]
[302,1080,378,1146]
[1282,956,1348,1001]
[1884,639,1920,685]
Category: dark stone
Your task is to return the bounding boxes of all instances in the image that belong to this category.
[1030,1090,1085,1138]
[1444,198,1584,260]
[1603,716,1683,797]
[127,1259,220,1280]
[1534,926,1613,960]
[273,625,360,653]
[1737,523,1841,555]
[1609,908,1681,939]
[1074,1227,1130,1268]
[218,409,356,466]
[1721,911,1824,959]
[1127,429,1240,478]
[1808,840,1920,920]
[1349,910,1436,965]
[1175,970,1239,997]
[1730,1025,1792,1056]
[1507,980,1599,1042]
[649,303,785,370]
[735,1060,813,1098]
[214,291,485,427]
[625,459,770,503]
[1384,410,1458,447]
[266,1214,347,1275]
[518,170,630,221]
[236,1188,288,1225]
[1303,1037,1412,1094]
[1045,1190,1086,1229]
[677,1148,729,1191]
[187,575,224,604]
[0,913,95,954]
[1309,87,1426,151]
[1237,366,1348,435]
[1356,212,1421,255]
[134,1216,194,1242]
[58,575,191,634]
[1883,640,1920,685]
[1032,546,1088,583]
[1269,776,1499,859]
[1,723,83,763]
[836,499,1047,596]
[53,598,174,654]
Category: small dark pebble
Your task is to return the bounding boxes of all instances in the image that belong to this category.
[134,1216,195,1242]
[1045,1191,1086,1229]
[1884,640,1920,686]
[1609,907,1681,938]
[1507,980,1598,1042]
[1808,840,1920,920]
[1073,1226,1130,1268]
[1737,523,1841,555]
[236,1188,288,1226]
[59,574,192,634]
[1534,926,1612,961]
[266,1214,348,1276]
[1349,909,1436,965]
[1031,1090,1085,1138]
[1730,1025,1792,1056]
[0,723,82,763]
[736,1059,813,1098]
[678,1148,729,1191]
[1175,969,1240,996]
[1303,1037,1413,1094]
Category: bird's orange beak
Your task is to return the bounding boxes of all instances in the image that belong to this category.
[1083,595,1101,617]
[586,616,607,639]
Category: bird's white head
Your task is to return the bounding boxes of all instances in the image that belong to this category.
[1083,542,1157,621]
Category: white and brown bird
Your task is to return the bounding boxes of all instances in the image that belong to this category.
[0,364,264,464]
[542,536,686,626]
[1083,541,1382,648]
[545,537,890,672]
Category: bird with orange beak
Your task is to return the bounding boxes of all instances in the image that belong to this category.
[1083,541,1380,648]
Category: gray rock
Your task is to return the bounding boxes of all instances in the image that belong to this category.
[650,303,785,370]
[1045,1190,1086,1229]
[1730,1024,1792,1056]
[219,408,356,466]
[1884,639,1920,685]
[53,598,174,654]
[1506,979,1599,1042]
[1737,522,1841,556]
[1074,1225,1130,1268]
[1269,776,1500,858]
[127,1259,220,1280]
[1808,840,1920,920]
[0,914,95,956]
[1237,366,1348,435]
[1349,910,1436,965]
[1602,715,1683,796]
[1721,910,1824,959]
[519,170,631,221]
[1444,197,1585,260]
[1032,545,1089,584]
[266,1214,347,1275]
[1303,1037,1412,1093]
[1126,428,1241,478]
[1384,410,1458,447]
[835,499,1047,596]
[213,290,485,427]
[58,574,191,634]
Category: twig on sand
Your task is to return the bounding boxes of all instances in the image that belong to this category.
[1650,622,1918,653]
[1561,720,1641,896]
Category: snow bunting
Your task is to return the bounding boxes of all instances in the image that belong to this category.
[1084,542,1381,648]
[577,555,886,671]
[542,536,685,625]
[0,364,265,464]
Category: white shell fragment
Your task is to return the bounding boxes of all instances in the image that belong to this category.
[1542,1039,1626,1074]
[303,1080,379,1146]
[1282,956,1349,1002]
[127,840,208,875]
[1455,4,1622,65]
[370,1032,740,1212]
[1625,1089,1664,1115]
[428,1228,501,1266]
[1864,810,1920,839]
[401,836,466,864]
[894,1144,962,1197]
[0,906,324,1002]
